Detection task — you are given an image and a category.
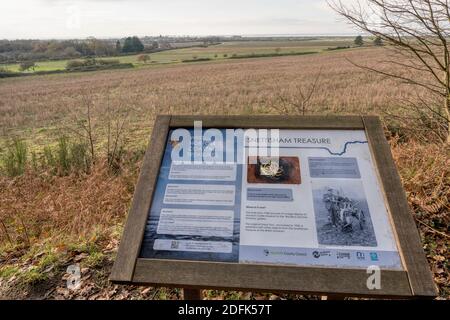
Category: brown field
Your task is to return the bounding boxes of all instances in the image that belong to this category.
[0,48,425,151]
[0,48,448,300]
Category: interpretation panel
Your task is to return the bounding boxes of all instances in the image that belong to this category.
[139,128,402,270]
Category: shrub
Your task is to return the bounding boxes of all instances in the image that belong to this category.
[66,60,86,69]
[44,146,56,169]
[373,36,383,46]
[66,59,126,72]
[31,151,38,171]
[44,137,91,175]
[97,59,120,66]
[57,136,71,175]
[327,46,351,51]
[354,35,364,47]
[181,58,212,63]
[0,66,11,73]
[137,54,150,63]
[2,139,27,177]
[66,58,99,70]
[0,67,15,78]
[19,61,36,72]
[70,142,90,173]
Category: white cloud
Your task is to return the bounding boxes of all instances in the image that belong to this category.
[0,0,356,39]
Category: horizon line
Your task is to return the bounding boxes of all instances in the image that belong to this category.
[0,33,363,41]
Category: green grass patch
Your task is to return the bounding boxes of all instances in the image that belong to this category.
[66,235,107,268]
[0,265,20,279]
[2,246,63,285]
[2,139,27,176]
[18,267,48,284]
[0,38,357,74]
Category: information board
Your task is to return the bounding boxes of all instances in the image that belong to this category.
[140,129,402,270]
[110,115,437,299]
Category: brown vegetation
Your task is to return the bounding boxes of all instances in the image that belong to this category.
[0,48,428,147]
[0,48,448,299]
[0,164,135,244]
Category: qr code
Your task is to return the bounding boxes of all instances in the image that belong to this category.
[171,241,180,249]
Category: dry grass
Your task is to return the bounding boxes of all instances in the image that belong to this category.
[0,48,429,151]
[0,47,448,299]
[392,140,450,220]
[0,163,136,245]
[391,140,449,298]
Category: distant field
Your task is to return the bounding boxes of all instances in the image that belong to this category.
[1,38,357,73]
[0,47,422,154]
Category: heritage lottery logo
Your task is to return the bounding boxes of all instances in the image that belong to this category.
[312,250,331,258]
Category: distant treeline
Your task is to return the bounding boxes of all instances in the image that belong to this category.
[0,37,155,63]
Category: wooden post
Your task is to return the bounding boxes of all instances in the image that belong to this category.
[183,288,202,300]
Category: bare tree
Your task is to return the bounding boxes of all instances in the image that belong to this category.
[106,99,129,173]
[65,94,97,164]
[330,0,450,143]
[81,94,96,163]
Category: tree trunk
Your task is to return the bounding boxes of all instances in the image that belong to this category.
[444,69,450,145]
[446,94,450,145]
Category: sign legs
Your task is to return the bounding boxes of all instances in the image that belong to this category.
[183,288,202,300]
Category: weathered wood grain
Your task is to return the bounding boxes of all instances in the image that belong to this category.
[133,259,412,298]
[110,115,436,299]
[363,116,437,298]
[170,115,365,129]
[110,115,171,282]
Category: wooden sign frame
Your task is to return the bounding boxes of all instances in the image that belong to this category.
[110,115,437,299]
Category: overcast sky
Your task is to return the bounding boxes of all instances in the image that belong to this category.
[0,0,358,39]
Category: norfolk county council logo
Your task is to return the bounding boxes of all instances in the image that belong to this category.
[264,249,270,256]
[312,251,320,258]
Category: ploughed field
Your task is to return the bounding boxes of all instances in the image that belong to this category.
[0,48,419,152]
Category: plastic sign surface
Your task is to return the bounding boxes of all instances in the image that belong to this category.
[139,128,402,270]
